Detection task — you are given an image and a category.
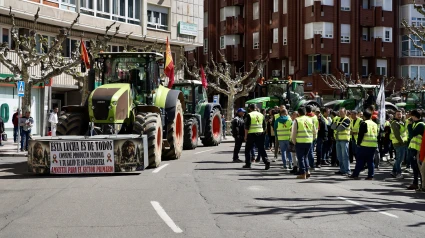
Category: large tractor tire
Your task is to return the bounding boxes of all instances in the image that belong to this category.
[183,118,198,150]
[56,112,88,135]
[133,112,163,168]
[162,101,184,160]
[201,107,222,146]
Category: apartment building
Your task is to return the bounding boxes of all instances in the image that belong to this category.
[0,0,203,138]
[188,0,399,102]
[400,0,425,82]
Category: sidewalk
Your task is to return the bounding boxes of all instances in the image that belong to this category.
[0,140,27,157]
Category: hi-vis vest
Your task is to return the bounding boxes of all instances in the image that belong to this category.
[335,116,351,141]
[248,111,264,133]
[309,114,319,132]
[390,120,407,144]
[408,121,424,151]
[276,118,292,141]
[350,118,363,141]
[295,116,314,143]
[360,120,378,147]
[333,116,340,137]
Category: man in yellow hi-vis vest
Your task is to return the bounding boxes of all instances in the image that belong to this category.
[350,110,378,180]
[306,105,319,170]
[331,108,352,176]
[349,111,362,163]
[291,107,316,179]
[406,110,424,190]
[243,104,270,170]
[274,108,292,170]
[390,110,408,178]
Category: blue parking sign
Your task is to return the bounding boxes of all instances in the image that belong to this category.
[17,81,25,97]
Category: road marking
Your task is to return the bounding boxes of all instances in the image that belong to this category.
[151,201,183,233]
[337,196,398,218]
[152,163,169,173]
[194,149,213,154]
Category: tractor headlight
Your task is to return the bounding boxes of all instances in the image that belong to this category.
[112,101,117,106]
[91,106,95,110]
[91,117,95,122]
[108,106,112,110]
[109,117,113,121]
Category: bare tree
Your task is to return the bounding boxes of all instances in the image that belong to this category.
[182,51,265,121]
[0,7,83,111]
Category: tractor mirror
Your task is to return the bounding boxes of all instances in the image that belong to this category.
[197,86,203,94]
[81,62,86,73]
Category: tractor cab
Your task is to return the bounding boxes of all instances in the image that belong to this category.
[396,90,425,110]
[172,80,207,114]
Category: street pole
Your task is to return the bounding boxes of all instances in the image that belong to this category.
[17,96,20,153]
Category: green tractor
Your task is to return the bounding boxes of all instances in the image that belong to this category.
[245,79,321,111]
[324,84,398,112]
[172,80,223,150]
[394,90,425,111]
[56,52,186,168]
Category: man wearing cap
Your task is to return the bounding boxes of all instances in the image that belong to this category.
[231,108,246,163]
[306,105,319,170]
[243,104,270,170]
[12,109,21,143]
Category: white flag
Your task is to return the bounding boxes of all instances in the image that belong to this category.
[376,79,386,130]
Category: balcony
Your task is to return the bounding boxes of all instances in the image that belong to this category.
[304,1,335,23]
[221,16,244,35]
[360,39,375,57]
[359,8,375,26]
[304,34,334,55]
[374,38,394,58]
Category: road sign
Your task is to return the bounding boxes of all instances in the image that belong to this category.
[17,81,25,97]
[213,95,219,104]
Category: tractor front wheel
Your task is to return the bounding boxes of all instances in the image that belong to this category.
[201,108,222,146]
[56,112,88,136]
[133,112,163,168]
[183,118,198,150]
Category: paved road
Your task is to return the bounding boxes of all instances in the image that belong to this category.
[1,142,425,238]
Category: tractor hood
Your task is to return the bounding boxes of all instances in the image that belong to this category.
[395,102,406,108]
[245,97,271,105]
[89,83,130,123]
[324,100,344,108]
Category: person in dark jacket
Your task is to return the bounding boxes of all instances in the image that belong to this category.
[12,109,21,143]
[406,109,424,190]
[315,107,328,168]
[231,108,246,163]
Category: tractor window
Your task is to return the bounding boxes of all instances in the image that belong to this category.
[407,92,421,104]
[267,84,286,97]
[195,85,206,103]
[173,85,194,112]
[103,57,147,84]
[347,88,363,100]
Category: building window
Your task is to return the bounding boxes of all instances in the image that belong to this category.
[341,24,350,43]
[61,0,76,11]
[308,55,331,75]
[371,0,392,11]
[305,22,334,39]
[341,0,350,11]
[273,0,278,12]
[401,66,408,78]
[79,0,140,24]
[81,0,94,15]
[376,59,387,76]
[283,27,287,45]
[412,17,425,27]
[96,0,111,19]
[384,29,391,42]
[273,28,278,43]
[362,28,369,41]
[401,35,424,56]
[35,35,55,54]
[283,0,287,14]
[0,27,10,48]
[220,36,225,49]
[147,5,169,31]
[341,57,350,76]
[401,65,425,79]
[282,60,286,77]
[362,59,368,77]
[253,2,259,20]
[253,32,259,49]
[110,45,124,52]
[203,39,208,54]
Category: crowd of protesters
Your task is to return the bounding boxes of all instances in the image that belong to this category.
[231,104,425,192]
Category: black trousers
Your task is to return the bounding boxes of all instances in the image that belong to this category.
[233,137,243,160]
[245,133,269,165]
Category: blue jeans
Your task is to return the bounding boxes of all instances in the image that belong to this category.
[336,140,350,174]
[307,141,315,168]
[408,148,420,185]
[392,146,407,174]
[21,130,31,150]
[265,135,270,149]
[352,146,375,178]
[278,140,292,167]
[296,143,311,174]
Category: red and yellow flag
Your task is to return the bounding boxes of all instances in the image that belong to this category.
[80,39,90,69]
[164,37,175,88]
[200,65,207,89]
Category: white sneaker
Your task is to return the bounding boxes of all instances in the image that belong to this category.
[396,174,404,179]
